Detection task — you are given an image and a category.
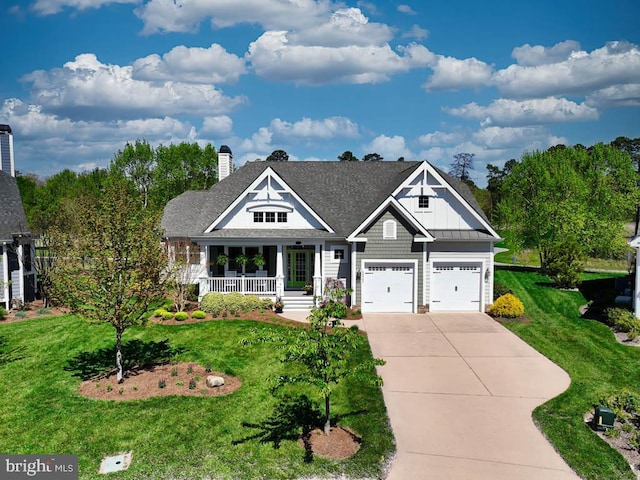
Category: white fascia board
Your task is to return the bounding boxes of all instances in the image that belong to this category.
[205,167,334,234]
[347,196,434,242]
[393,161,501,239]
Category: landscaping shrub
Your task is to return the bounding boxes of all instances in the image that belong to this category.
[200,292,268,316]
[200,292,225,316]
[605,307,640,340]
[191,310,206,319]
[0,307,6,321]
[261,298,274,310]
[174,312,188,321]
[162,311,175,320]
[153,308,166,318]
[489,293,525,318]
[493,282,512,301]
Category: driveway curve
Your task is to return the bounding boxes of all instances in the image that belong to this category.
[363,312,579,480]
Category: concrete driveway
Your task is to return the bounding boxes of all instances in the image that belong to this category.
[363,313,579,480]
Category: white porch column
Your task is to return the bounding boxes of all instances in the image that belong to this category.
[1,243,8,310]
[313,244,322,301]
[276,244,284,298]
[351,245,357,306]
[635,248,640,319]
[17,243,24,302]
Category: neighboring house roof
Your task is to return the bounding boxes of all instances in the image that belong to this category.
[0,171,31,243]
[162,161,491,239]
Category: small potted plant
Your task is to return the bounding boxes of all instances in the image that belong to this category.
[273,297,284,313]
[303,281,314,295]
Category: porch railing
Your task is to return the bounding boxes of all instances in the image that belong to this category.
[199,276,277,298]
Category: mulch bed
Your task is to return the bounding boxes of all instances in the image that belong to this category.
[299,426,361,459]
[584,412,640,479]
[78,362,241,401]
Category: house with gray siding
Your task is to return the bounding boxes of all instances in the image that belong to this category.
[162,146,501,312]
[0,168,36,310]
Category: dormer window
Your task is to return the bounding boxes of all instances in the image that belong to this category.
[254,211,287,223]
[418,195,430,209]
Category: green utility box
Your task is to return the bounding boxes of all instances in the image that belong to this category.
[593,406,615,431]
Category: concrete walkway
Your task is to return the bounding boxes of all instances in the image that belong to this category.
[363,313,579,480]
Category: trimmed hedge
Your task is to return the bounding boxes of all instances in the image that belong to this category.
[200,292,273,316]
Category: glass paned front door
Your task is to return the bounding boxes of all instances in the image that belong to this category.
[286,249,313,288]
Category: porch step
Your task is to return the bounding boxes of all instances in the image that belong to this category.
[282,295,314,311]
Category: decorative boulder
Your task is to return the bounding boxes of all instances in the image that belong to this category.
[206,376,225,388]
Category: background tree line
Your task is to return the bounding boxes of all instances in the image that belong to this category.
[17,140,219,233]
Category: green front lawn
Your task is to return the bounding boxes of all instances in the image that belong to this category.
[0,315,394,479]
[496,268,640,479]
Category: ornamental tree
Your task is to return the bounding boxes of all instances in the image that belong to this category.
[276,279,385,435]
[50,177,168,383]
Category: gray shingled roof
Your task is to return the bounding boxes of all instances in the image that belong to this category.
[162,161,490,239]
[0,171,31,243]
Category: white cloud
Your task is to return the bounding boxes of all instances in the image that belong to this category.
[511,40,581,66]
[362,135,413,160]
[30,0,138,16]
[445,97,599,126]
[402,24,429,41]
[473,126,566,149]
[269,116,359,139]
[397,5,416,15]
[494,41,640,98]
[239,127,273,152]
[22,53,245,121]
[586,83,640,108]
[417,130,464,147]
[134,0,333,35]
[201,116,233,137]
[1,98,195,177]
[423,55,493,91]
[248,31,434,85]
[290,8,393,47]
[133,44,247,84]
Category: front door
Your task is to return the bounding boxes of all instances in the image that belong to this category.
[286,249,313,288]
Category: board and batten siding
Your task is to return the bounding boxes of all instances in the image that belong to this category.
[354,210,424,308]
[427,241,494,310]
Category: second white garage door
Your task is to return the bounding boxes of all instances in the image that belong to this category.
[362,262,415,313]
[431,262,482,311]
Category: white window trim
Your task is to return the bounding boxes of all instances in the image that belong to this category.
[383,219,397,240]
[416,195,431,211]
[330,246,347,263]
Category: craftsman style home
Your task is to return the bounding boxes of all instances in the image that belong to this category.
[162,147,500,312]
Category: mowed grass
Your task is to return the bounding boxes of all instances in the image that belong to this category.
[496,268,640,480]
[0,315,394,479]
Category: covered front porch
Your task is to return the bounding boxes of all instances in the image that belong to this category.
[196,242,327,300]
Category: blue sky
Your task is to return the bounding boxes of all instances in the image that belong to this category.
[1,0,639,186]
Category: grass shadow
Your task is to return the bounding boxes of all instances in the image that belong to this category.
[65,339,185,380]
[0,336,25,366]
[579,276,625,321]
[232,394,323,462]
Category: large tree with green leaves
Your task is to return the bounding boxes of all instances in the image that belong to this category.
[499,144,639,285]
[50,177,168,382]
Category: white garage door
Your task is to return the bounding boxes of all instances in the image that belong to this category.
[431,263,482,311]
[363,262,414,313]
